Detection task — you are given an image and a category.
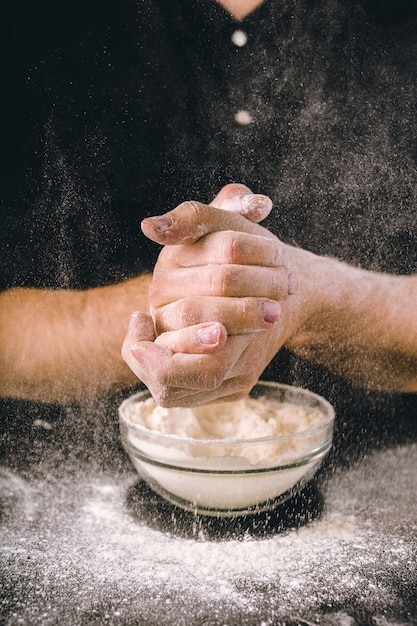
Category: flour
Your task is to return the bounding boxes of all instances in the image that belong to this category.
[121,393,332,513]
[126,395,325,441]
[2,444,416,625]
[122,392,331,465]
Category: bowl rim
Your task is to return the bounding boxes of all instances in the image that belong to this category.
[118,381,335,448]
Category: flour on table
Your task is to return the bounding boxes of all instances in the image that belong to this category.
[1,444,416,625]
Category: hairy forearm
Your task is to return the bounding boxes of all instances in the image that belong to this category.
[285,250,417,392]
[0,275,152,403]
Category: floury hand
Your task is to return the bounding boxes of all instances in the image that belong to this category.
[122,184,297,406]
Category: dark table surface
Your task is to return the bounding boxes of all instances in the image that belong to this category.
[1,396,416,626]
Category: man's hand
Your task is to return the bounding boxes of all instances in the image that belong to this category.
[122,184,297,406]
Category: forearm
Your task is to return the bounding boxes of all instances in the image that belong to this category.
[285,250,417,392]
[121,194,417,405]
[0,275,152,404]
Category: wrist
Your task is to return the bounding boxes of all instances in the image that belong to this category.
[282,247,351,352]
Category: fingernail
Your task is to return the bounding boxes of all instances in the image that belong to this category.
[240,194,273,221]
[197,323,221,345]
[242,194,272,210]
[144,215,173,233]
[261,301,281,324]
[288,273,298,295]
[131,348,147,366]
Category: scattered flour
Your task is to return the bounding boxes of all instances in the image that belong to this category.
[1,443,416,625]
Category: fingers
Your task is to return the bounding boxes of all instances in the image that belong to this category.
[155,322,227,354]
[123,332,271,407]
[121,310,282,407]
[141,201,276,246]
[141,183,274,247]
[153,296,282,334]
[143,378,257,408]
[150,265,297,309]
[124,334,256,406]
[126,340,243,392]
[210,183,273,223]
[129,184,285,407]
[121,311,155,367]
[155,231,288,270]
[123,311,155,344]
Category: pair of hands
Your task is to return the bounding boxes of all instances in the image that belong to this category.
[122,184,298,406]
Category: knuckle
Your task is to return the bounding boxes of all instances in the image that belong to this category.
[272,270,290,299]
[170,201,211,243]
[155,299,198,333]
[178,200,207,224]
[219,232,240,264]
[235,297,251,319]
[209,266,236,296]
[228,297,263,331]
[270,241,283,266]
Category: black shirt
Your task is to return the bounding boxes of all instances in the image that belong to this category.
[1,0,417,459]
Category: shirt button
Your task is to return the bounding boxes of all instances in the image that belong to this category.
[231,29,248,47]
[234,110,254,125]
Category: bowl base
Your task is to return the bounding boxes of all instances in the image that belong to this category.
[145,473,317,518]
[126,478,325,540]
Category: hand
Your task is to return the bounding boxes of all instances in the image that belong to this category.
[122,184,297,406]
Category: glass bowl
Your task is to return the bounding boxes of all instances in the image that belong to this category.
[118,381,335,517]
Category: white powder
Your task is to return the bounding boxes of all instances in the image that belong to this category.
[2,444,415,625]
[122,395,331,513]
[124,394,328,464]
[126,395,324,441]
